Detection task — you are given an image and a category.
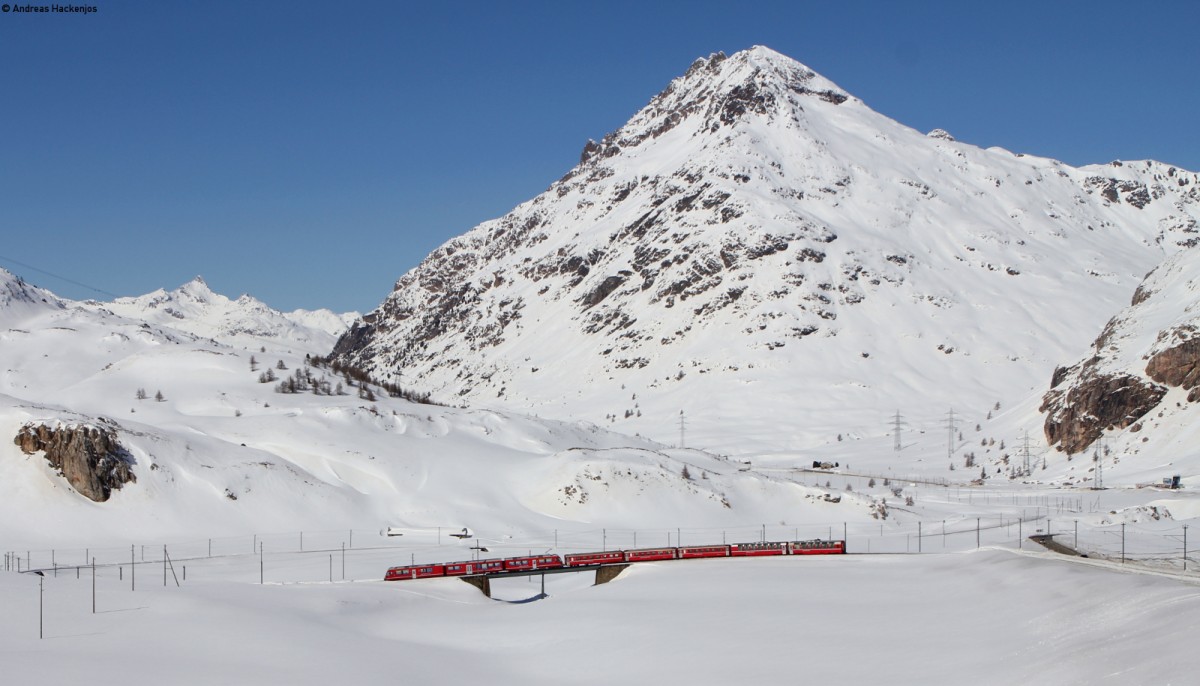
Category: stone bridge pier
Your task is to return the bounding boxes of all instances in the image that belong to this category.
[460,564,630,598]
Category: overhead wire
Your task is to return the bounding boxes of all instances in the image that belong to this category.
[0,253,121,298]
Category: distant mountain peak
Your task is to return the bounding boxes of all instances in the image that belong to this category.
[177,276,215,301]
[0,267,66,325]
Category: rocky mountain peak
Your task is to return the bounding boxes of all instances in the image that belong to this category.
[177,275,215,302]
[577,45,847,169]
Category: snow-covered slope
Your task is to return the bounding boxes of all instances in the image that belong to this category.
[0,268,865,547]
[330,46,1200,456]
[0,270,66,326]
[1038,248,1200,485]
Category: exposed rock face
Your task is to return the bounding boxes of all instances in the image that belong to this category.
[1146,335,1200,391]
[1040,369,1166,454]
[14,422,136,502]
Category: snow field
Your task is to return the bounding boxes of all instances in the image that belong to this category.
[4,548,1199,685]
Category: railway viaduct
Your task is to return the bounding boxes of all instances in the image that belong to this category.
[459,563,630,598]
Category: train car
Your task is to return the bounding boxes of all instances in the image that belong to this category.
[677,545,730,559]
[384,563,445,581]
[624,547,678,562]
[729,541,787,557]
[443,559,506,576]
[788,539,846,555]
[502,554,564,572]
[565,551,626,567]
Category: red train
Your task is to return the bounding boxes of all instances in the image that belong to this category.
[384,539,844,581]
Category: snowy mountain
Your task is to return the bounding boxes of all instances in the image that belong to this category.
[0,269,66,325]
[330,46,1200,456]
[1038,248,1200,483]
[0,268,858,547]
[81,276,358,352]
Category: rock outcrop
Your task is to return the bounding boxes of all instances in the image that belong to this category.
[1040,368,1166,454]
[14,422,136,502]
[1041,248,1200,454]
[1146,335,1200,400]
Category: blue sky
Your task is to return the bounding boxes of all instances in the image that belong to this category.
[2,0,1197,313]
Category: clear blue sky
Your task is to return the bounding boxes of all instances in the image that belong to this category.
[2,0,1196,313]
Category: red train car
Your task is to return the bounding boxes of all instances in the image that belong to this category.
[789,540,845,555]
[443,559,506,576]
[384,563,445,581]
[503,554,564,572]
[625,547,677,562]
[678,545,730,559]
[729,542,787,557]
[565,551,626,567]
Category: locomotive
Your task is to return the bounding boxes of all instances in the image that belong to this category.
[384,539,844,581]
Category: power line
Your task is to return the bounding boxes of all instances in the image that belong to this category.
[0,254,120,298]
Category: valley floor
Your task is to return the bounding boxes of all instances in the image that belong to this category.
[2,542,1197,685]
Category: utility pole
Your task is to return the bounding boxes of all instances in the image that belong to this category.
[944,408,959,463]
[1093,444,1103,490]
[678,411,686,449]
[1021,430,1033,475]
[893,410,903,452]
